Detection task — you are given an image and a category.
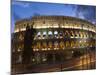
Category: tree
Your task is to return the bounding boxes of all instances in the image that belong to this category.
[22,24,36,64]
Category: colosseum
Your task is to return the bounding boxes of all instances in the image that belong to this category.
[11,16,96,73]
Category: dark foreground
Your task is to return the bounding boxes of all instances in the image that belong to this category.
[11,51,96,75]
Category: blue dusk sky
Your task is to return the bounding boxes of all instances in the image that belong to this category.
[11,1,96,32]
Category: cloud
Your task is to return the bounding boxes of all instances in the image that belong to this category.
[12,1,30,7]
[75,5,96,24]
[64,5,96,24]
[11,1,96,24]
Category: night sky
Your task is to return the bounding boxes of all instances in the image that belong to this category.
[11,1,96,32]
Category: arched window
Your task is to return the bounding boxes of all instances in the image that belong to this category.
[54,31,58,38]
[54,31,58,35]
[48,31,52,35]
[79,31,82,38]
[36,42,41,51]
[70,31,74,38]
[79,40,84,48]
[37,32,41,35]
[81,32,84,38]
[48,31,53,38]
[82,32,85,38]
[74,31,78,38]
[54,41,59,50]
[43,31,47,38]
[43,31,46,35]
[42,42,47,50]
[75,41,79,48]
[79,31,85,38]
[89,33,92,38]
[48,42,53,50]
[59,41,65,49]
[85,33,88,38]
[59,31,63,38]
[65,31,70,38]
[37,32,41,39]
[66,41,70,48]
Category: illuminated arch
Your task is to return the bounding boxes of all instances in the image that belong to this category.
[42,42,47,50]
[59,41,65,49]
[70,41,75,48]
[54,41,59,50]
[54,31,58,38]
[65,41,70,48]
[36,42,41,50]
[48,41,53,50]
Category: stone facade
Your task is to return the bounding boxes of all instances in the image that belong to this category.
[11,16,96,65]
